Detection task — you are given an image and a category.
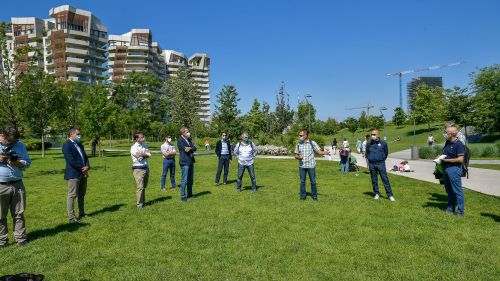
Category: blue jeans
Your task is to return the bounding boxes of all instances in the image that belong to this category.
[443,165,464,214]
[299,167,317,198]
[237,164,256,190]
[368,162,393,197]
[180,164,194,199]
[215,155,230,184]
[161,158,176,189]
[340,157,349,174]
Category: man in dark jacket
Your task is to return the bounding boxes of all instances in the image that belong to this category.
[365,129,395,201]
[177,127,196,202]
[214,132,232,186]
[62,126,90,222]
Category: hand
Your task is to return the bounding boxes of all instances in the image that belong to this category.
[0,155,8,163]
[295,154,303,160]
[184,147,192,152]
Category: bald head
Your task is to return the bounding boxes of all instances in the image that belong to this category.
[446,126,458,137]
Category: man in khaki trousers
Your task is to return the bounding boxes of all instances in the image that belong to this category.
[130,132,151,208]
[0,127,31,247]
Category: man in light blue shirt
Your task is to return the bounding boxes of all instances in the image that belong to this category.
[0,127,31,248]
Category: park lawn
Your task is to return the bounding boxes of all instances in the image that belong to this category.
[469,164,500,171]
[1,151,499,280]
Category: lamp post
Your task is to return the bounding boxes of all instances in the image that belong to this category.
[379,106,387,141]
[305,94,312,133]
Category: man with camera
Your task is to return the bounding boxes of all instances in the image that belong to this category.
[0,127,31,248]
[62,126,90,222]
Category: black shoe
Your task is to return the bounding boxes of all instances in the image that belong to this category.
[17,241,29,247]
[181,197,187,202]
[223,182,227,185]
[312,197,318,201]
[69,217,80,223]
[454,212,464,217]
[215,183,219,186]
[300,197,306,200]
[79,214,92,219]
[187,194,196,198]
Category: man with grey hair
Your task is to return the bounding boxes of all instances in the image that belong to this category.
[441,125,466,216]
[177,127,196,202]
[233,131,258,192]
[444,121,467,145]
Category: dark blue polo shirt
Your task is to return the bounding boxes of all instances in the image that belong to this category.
[443,139,465,167]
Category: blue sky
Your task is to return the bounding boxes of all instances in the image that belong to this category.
[2,0,499,120]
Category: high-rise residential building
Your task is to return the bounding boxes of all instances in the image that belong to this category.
[406,76,443,111]
[44,5,108,84]
[163,50,211,122]
[108,29,166,83]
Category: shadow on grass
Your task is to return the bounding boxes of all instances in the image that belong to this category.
[225,179,237,185]
[363,191,375,198]
[422,193,448,210]
[404,126,440,137]
[30,165,108,177]
[145,196,171,206]
[241,185,264,191]
[88,203,126,216]
[29,222,90,242]
[481,213,500,223]
[193,191,211,197]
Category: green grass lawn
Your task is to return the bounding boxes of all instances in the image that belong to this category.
[469,164,500,171]
[1,151,499,280]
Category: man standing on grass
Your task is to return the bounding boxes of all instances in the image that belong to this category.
[130,132,151,208]
[215,132,232,186]
[62,126,91,222]
[366,129,395,202]
[178,127,196,202]
[0,127,31,247]
[233,132,258,192]
[294,130,329,200]
[441,125,466,216]
[160,135,176,191]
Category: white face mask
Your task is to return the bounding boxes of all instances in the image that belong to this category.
[443,133,449,140]
[185,132,191,138]
[167,138,172,142]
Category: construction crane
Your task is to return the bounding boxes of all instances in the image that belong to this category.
[387,61,465,109]
[346,103,374,117]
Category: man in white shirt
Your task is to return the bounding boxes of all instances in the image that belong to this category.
[233,132,258,192]
[130,132,151,208]
[160,136,176,191]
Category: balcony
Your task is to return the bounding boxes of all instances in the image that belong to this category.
[66,57,85,64]
[66,47,88,55]
[65,38,89,47]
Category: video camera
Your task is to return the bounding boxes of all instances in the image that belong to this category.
[1,147,19,162]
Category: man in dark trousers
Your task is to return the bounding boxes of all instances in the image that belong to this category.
[366,129,395,202]
[62,126,90,222]
[177,127,196,202]
[215,132,232,186]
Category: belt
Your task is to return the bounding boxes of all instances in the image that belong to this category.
[0,179,22,185]
[132,166,148,170]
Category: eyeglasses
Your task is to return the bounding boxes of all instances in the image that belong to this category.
[222,135,226,137]
[299,135,304,137]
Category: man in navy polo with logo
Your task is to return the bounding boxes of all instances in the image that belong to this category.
[62,126,90,222]
[366,129,395,202]
[441,125,466,216]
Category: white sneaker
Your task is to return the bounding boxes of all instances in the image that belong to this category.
[389,196,396,202]
[374,194,380,200]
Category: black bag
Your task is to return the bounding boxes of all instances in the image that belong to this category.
[461,146,471,178]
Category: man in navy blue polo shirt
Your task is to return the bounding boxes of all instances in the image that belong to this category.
[366,129,395,201]
[441,126,466,216]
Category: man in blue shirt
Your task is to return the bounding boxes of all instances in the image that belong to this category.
[62,126,90,222]
[215,132,232,186]
[178,127,197,202]
[441,126,466,216]
[0,127,31,247]
[366,129,395,201]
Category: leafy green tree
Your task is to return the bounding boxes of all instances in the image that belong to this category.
[243,99,266,136]
[271,82,294,135]
[470,65,500,134]
[262,101,272,136]
[368,115,385,130]
[323,117,340,135]
[213,85,241,137]
[444,86,473,135]
[164,66,201,130]
[359,111,368,129]
[344,117,359,136]
[296,102,316,130]
[411,84,446,131]
[391,107,407,127]
[16,70,68,157]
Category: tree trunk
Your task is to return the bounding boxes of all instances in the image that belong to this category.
[41,134,45,158]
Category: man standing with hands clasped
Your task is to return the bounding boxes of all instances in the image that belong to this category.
[160,135,176,191]
[233,132,258,192]
[366,129,395,201]
[294,130,329,200]
[131,132,151,208]
[215,132,232,186]
[178,127,196,202]
[62,126,90,222]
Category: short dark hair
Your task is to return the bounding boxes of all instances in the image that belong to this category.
[134,132,144,140]
[3,126,20,139]
[68,126,80,136]
[300,129,309,136]
[365,134,370,138]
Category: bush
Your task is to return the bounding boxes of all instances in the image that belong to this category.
[23,139,52,151]
[256,145,290,156]
[481,145,496,157]
[419,145,443,159]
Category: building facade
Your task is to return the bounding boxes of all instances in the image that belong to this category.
[406,76,443,111]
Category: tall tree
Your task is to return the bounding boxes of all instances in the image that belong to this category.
[323,117,339,135]
[272,82,294,135]
[367,115,385,130]
[470,65,500,134]
[444,86,473,135]
[411,84,446,131]
[344,117,359,136]
[391,107,407,127]
[358,111,368,129]
[213,85,241,137]
[164,66,201,130]
[243,99,266,136]
[16,70,68,158]
[296,102,316,130]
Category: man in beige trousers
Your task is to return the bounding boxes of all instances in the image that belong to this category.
[130,132,151,208]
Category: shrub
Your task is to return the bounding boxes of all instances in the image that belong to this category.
[23,139,52,151]
[481,145,496,157]
[256,145,290,156]
[419,145,443,159]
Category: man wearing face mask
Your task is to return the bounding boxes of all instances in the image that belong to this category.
[130,132,151,208]
[177,127,197,202]
[294,130,329,200]
[0,127,31,247]
[441,125,466,216]
[62,126,90,222]
[215,132,232,186]
[365,129,395,201]
[233,132,259,192]
[160,135,176,191]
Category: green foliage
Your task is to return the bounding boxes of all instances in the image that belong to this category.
[358,111,368,129]
[418,145,443,159]
[79,84,116,142]
[213,85,241,137]
[392,107,407,127]
[367,115,385,130]
[296,102,316,130]
[242,99,266,136]
[271,82,294,135]
[23,139,52,151]
[411,84,446,130]
[470,64,500,134]
[323,117,340,135]
[344,117,358,136]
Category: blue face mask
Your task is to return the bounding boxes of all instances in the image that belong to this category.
[75,135,81,143]
[371,135,377,141]
[243,137,249,142]
[299,137,305,144]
